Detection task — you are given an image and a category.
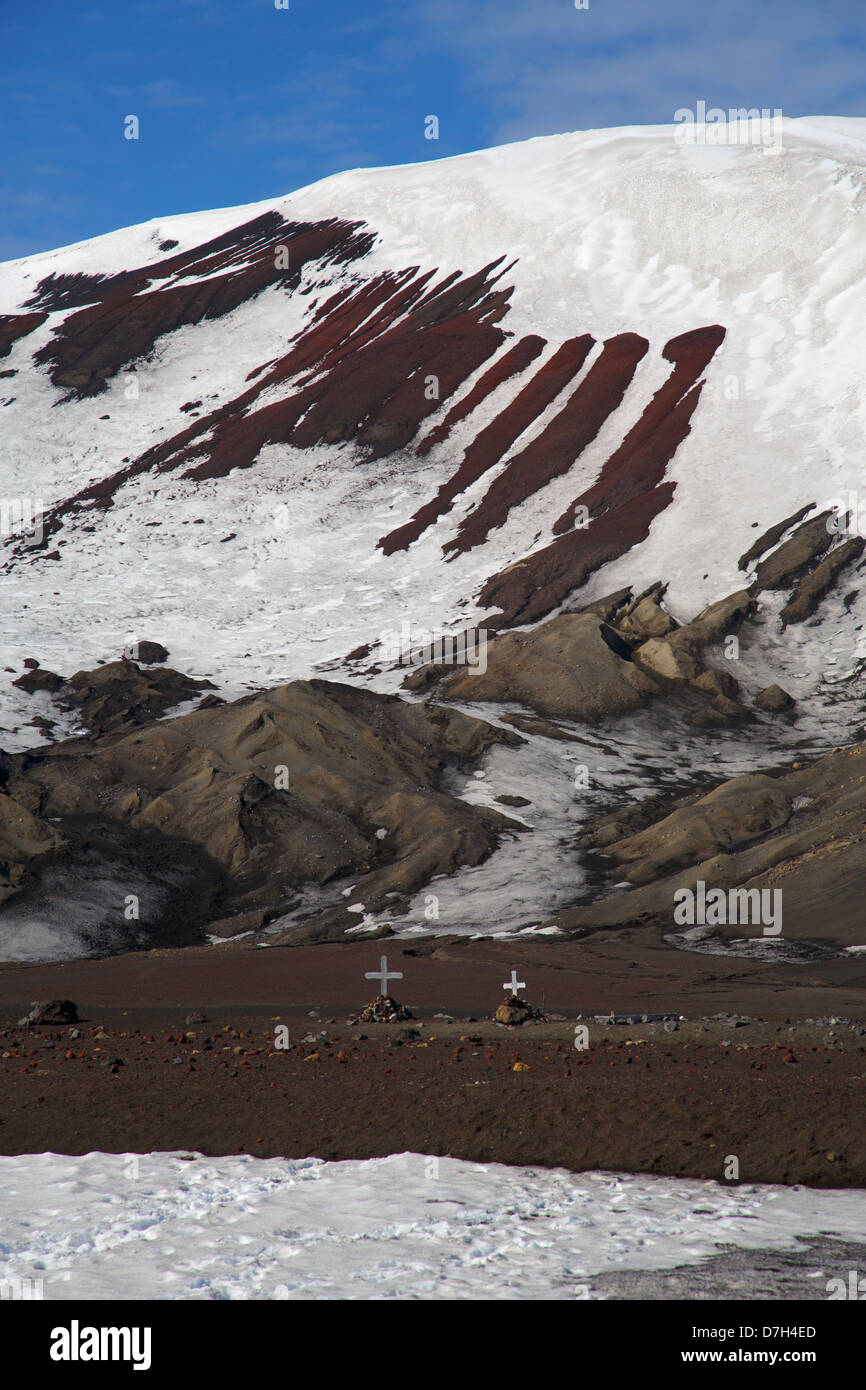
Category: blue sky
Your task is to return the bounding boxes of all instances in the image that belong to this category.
[2,0,864,259]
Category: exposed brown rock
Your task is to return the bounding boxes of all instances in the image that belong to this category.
[751,510,834,590]
[31,215,376,397]
[129,640,169,664]
[0,791,66,907]
[573,588,633,622]
[18,999,78,1026]
[493,995,544,1025]
[705,693,753,723]
[618,585,678,641]
[205,908,276,939]
[602,772,793,886]
[754,684,795,712]
[672,589,756,649]
[417,612,659,721]
[415,335,547,456]
[633,636,700,683]
[554,743,866,947]
[476,327,726,628]
[553,326,726,535]
[692,667,740,700]
[738,504,815,571]
[3,679,522,943]
[13,668,65,695]
[58,660,215,736]
[632,590,755,688]
[780,537,865,625]
[477,482,678,629]
[23,253,521,558]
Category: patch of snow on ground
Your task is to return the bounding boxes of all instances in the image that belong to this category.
[1,1151,865,1301]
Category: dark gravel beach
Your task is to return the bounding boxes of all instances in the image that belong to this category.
[1,934,863,1186]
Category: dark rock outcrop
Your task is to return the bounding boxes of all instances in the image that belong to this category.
[2,678,523,945]
[407,612,659,721]
[780,537,865,625]
[59,660,215,736]
[738,504,815,571]
[633,590,755,683]
[13,668,65,695]
[555,743,866,946]
[692,667,739,700]
[0,791,66,906]
[751,510,834,590]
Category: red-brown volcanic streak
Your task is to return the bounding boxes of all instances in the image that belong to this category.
[553,325,726,534]
[15,242,523,544]
[445,332,649,555]
[30,215,376,398]
[415,336,547,456]
[286,260,515,460]
[0,311,47,358]
[479,481,677,628]
[477,325,726,628]
[8,202,726,634]
[378,336,594,556]
[181,259,517,479]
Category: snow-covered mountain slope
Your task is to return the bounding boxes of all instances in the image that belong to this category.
[1,116,865,755]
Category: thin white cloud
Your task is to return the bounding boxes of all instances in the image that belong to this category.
[409,0,866,144]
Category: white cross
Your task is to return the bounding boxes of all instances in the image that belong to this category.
[503,970,526,997]
[365,954,403,996]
